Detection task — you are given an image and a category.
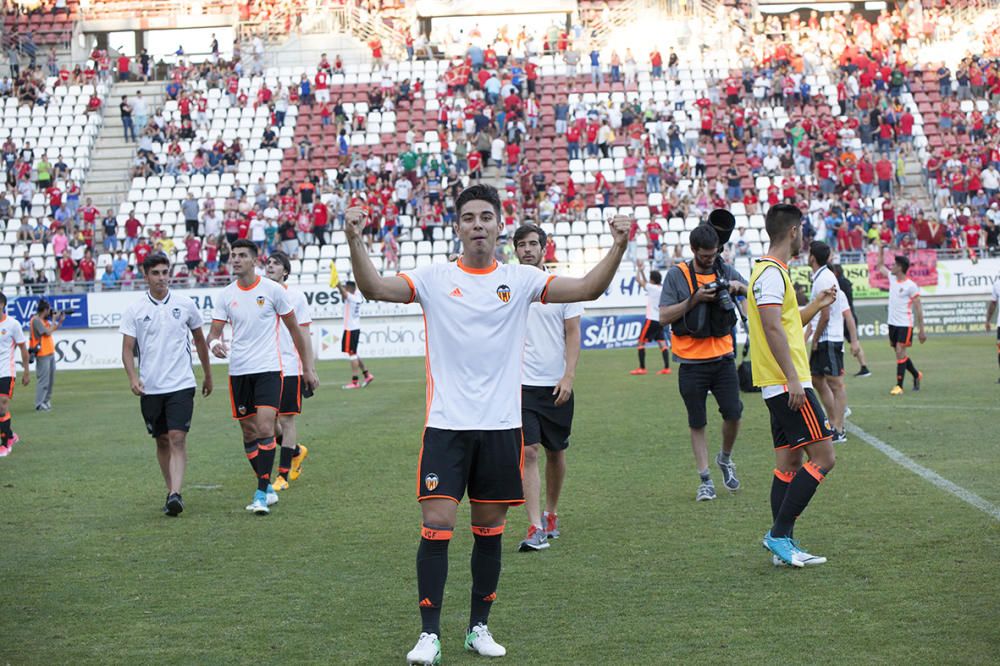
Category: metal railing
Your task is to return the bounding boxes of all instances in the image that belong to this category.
[79,0,237,20]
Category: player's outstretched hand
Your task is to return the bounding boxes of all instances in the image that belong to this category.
[552,376,573,406]
[609,214,631,246]
[344,206,368,240]
[303,368,320,392]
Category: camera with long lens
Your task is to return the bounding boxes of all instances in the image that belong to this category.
[704,277,735,311]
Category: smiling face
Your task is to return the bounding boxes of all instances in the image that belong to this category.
[455,198,501,261]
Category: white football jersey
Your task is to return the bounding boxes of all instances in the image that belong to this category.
[887,276,920,327]
[0,315,26,379]
[277,286,312,376]
[401,259,553,430]
[992,278,1000,326]
[522,292,584,386]
[645,283,662,321]
[211,276,292,376]
[119,292,202,394]
[343,290,363,331]
[810,266,845,342]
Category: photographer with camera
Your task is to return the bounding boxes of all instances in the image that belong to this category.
[30,299,66,411]
[659,211,748,501]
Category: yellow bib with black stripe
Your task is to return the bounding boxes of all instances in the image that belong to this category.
[747,258,810,388]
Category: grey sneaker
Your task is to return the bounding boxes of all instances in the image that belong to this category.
[518,525,550,552]
[696,480,716,501]
[542,511,560,539]
[832,430,848,444]
[715,453,741,491]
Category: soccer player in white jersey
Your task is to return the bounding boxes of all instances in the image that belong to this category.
[987,277,1000,383]
[337,280,374,389]
[807,242,858,443]
[207,240,318,515]
[0,292,30,458]
[119,254,213,515]
[875,239,926,395]
[344,184,630,665]
[512,224,584,552]
[631,261,671,375]
[263,251,312,490]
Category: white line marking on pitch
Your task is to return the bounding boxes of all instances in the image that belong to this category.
[846,422,1000,522]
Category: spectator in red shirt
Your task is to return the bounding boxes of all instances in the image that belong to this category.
[124,213,141,251]
[117,54,130,82]
[134,239,152,271]
[312,201,329,246]
[875,155,894,196]
[78,249,96,290]
[58,250,76,292]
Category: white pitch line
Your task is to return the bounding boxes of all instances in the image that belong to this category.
[846,422,1000,522]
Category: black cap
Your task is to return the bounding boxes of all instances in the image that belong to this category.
[708,209,736,245]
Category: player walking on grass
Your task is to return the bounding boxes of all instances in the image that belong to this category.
[120,254,213,516]
[747,204,838,568]
[875,239,926,395]
[0,293,30,458]
[345,184,630,665]
[337,280,374,389]
[512,224,583,552]
[263,251,311,491]
[987,277,1000,383]
[630,261,671,375]
[206,240,318,515]
[807,242,858,444]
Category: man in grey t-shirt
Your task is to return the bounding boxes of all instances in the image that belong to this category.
[659,224,747,502]
[181,193,200,236]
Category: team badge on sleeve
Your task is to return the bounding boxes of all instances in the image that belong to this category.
[496,285,511,303]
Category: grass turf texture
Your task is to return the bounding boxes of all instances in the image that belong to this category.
[2,336,998,664]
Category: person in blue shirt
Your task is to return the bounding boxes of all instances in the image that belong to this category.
[113,251,128,279]
[165,81,181,100]
[100,264,118,291]
[590,49,602,84]
[467,44,483,69]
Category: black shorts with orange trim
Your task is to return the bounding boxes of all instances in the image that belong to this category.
[888,324,913,347]
[278,374,302,415]
[809,341,845,377]
[228,371,281,420]
[417,427,524,505]
[765,387,834,449]
[521,385,574,452]
[0,376,13,398]
[140,388,195,438]
[638,319,665,344]
[342,328,360,355]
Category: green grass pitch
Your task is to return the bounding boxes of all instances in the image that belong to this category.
[2,336,998,664]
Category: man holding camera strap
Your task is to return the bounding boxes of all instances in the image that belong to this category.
[30,299,65,412]
[660,220,747,502]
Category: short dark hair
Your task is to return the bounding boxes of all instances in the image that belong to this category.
[513,223,546,247]
[344,280,356,290]
[36,298,50,314]
[231,238,258,256]
[649,270,662,285]
[689,224,720,251]
[809,241,831,267]
[0,292,7,308]
[456,183,502,221]
[765,203,803,241]
[142,252,170,274]
[268,250,291,280]
[894,254,910,273]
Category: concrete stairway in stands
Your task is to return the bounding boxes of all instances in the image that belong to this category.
[84,80,164,214]
[900,152,933,211]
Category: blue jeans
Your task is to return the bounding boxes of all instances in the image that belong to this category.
[646,174,661,192]
[568,142,580,160]
[122,116,135,141]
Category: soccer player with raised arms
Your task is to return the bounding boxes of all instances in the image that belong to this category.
[120,253,213,515]
[207,240,318,515]
[875,238,926,395]
[263,251,312,490]
[747,204,838,567]
[345,184,630,665]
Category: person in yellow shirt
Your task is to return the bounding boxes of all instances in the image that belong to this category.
[747,204,838,568]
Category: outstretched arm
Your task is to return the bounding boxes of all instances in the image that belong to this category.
[544,215,630,303]
[345,206,415,303]
[800,287,838,325]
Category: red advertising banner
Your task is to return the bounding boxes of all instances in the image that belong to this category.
[866,249,939,290]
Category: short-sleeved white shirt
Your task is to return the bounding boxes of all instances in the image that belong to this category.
[645,283,662,321]
[401,259,553,430]
[0,316,26,379]
[343,290,363,331]
[991,279,1000,326]
[277,286,312,376]
[810,266,844,342]
[211,276,292,376]
[755,265,813,399]
[522,292,584,386]
[119,291,202,394]
[887,275,920,327]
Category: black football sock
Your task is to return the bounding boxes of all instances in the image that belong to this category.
[276,433,283,447]
[771,469,795,537]
[255,437,277,492]
[244,440,259,475]
[771,462,827,538]
[0,413,12,445]
[904,358,918,377]
[469,526,503,630]
[661,348,670,369]
[417,527,452,635]
[293,444,301,457]
[896,359,906,387]
[278,445,294,480]
[352,375,359,382]
[637,348,646,369]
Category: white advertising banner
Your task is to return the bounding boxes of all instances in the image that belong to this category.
[922,259,1000,297]
[314,317,427,360]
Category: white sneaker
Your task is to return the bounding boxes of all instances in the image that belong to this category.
[265,487,279,506]
[406,632,441,665]
[245,497,269,515]
[773,545,828,567]
[465,623,506,657]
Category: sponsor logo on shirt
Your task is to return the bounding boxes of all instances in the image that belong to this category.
[496,284,511,303]
[449,288,463,298]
